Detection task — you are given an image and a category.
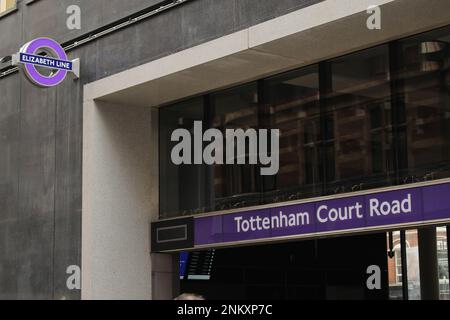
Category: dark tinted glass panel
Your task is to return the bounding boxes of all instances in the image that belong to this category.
[209,83,260,211]
[263,66,321,203]
[396,28,450,182]
[326,45,394,194]
[159,97,206,218]
[159,26,450,219]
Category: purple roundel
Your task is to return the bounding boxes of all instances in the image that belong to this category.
[21,38,68,87]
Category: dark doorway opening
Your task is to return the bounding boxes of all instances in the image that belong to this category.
[180,233,388,300]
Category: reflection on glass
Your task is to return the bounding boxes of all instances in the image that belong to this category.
[405,230,421,300]
[210,83,260,211]
[397,29,450,182]
[263,66,320,202]
[159,26,450,219]
[327,45,394,194]
[387,229,421,300]
[437,226,449,300]
[159,97,206,218]
[387,231,403,300]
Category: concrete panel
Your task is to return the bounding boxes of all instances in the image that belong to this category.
[251,0,450,61]
[82,0,328,81]
[82,101,154,299]
[15,78,56,299]
[235,0,323,29]
[151,260,176,300]
[51,42,98,300]
[100,0,164,26]
[179,0,235,48]
[22,0,166,47]
[0,75,20,222]
[0,221,19,299]
[0,112,19,221]
[133,6,184,68]
[151,253,178,299]
[14,215,54,299]
[248,0,394,47]
[0,5,22,58]
[85,29,249,103]
[23,0,100,46]
[95,24,142,78]
[86,0,450,109]
[98,48,301,107]
[0,73,19,121]
[0,74,20,299]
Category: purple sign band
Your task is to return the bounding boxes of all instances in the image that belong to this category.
[194,182,450,246]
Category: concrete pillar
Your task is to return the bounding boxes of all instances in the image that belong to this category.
[152,253,179,300]
[418,227,439,300]
[81,101,177,299]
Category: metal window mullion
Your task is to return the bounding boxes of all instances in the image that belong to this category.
[400,230,409,300]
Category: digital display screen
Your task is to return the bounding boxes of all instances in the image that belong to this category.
[179,252,189,280]
[179,250,215,281]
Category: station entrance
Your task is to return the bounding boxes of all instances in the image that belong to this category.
[179,228,449,300]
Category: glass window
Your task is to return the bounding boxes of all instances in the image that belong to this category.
[394,245,403,284]
[209,83,261,211]
[263,66,321,203]
[0,0,16,15]
[159,97,207,218]
[387,229,421,300]
[396,28,450,182]
[437,226,449,300]
[159,26,450,219]
[405,230,421,300]
[159,84,260,218]
[387,231,403,300]
[326,45,394,194]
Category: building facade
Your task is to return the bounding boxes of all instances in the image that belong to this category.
[0,0,449,300]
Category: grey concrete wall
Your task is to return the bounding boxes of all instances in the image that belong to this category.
[0,0,323,299]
